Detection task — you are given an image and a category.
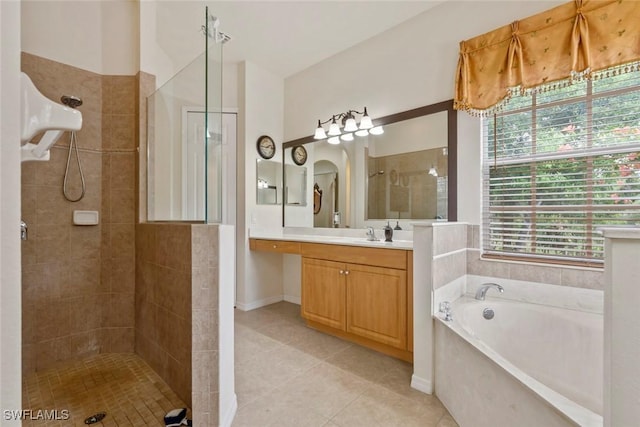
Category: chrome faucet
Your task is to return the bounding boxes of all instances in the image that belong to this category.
[475,283,504,300]
[365,226,378,241]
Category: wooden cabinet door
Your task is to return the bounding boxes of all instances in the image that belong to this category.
[301,257,346,330]
[345,264,407,349]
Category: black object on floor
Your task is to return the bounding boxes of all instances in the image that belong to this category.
[164,408,188,426]
[84,412,106,424]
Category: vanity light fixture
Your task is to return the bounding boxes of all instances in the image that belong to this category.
[313,107,380,142]
[369,126,384,135]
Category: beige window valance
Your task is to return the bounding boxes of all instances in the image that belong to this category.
[454,0,640,115]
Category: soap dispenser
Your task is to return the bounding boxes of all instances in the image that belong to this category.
[384,221,393,242]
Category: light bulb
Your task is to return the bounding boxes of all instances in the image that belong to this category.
[359,107,373,129]
[369,126,384,135]
[344,117,358,132]
[340,133,354,141]
[355,129,369,137]
[314,120,327,139]
[327,137,340,145]
[327,117,341,136]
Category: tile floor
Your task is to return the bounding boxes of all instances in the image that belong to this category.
[20,302,458,427]
[233,301,458,427]
[21,353,189,426]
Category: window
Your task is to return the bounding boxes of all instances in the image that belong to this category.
[482,67,640,266]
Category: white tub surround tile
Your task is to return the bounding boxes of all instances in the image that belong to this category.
[411,224,434,395]
[601,227,640,427]
[432,275,465,316]
[465,275,603,314]
[435,321,597,427]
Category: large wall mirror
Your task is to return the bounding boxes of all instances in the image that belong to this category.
[282,100,457,228]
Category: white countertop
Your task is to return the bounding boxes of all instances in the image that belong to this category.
[249,228,414,250]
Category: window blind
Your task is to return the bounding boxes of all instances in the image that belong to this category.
[482,65,640,265]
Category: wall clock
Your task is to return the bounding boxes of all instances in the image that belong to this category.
[256,135,276,159]
[291,145,308,166]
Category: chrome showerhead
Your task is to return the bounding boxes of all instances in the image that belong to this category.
[368,170,384,178]
[61,95,82,109]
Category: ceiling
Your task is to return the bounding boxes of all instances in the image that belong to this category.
[209,1,444,78]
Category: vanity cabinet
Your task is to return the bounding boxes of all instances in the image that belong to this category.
[249,238,413,362]
[302,257,407,349]
[300,243,412,362]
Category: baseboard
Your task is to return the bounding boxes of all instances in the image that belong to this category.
[411,374,433,394]
[220,393,237,427]
[283,295,301,305]
[235,295,283,311]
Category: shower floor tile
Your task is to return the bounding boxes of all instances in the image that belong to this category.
[22,353,189,426]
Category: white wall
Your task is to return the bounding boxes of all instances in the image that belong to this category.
[140,0,231,88]
[218,224,237,426]
[21,0,139,75]
[284,0,564,225]
[1,0,23,419]
[236,61,285,309]
[223,63,238,109]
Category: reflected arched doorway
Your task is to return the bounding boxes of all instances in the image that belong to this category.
[313,160,338,227]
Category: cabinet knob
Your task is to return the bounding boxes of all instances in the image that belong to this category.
[339,270,344,274]
[345,270,350,275]
[273,244,277,248]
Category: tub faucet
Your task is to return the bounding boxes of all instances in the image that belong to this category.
[475,283,504,300]
[365,226,378,241]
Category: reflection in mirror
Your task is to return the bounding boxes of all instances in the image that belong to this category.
[366,111,448,220]
[256,160,281,205]
[282,100,456,228]
[314,160,339,227]
[284,164,307,206]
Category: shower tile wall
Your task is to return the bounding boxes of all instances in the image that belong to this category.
[136,71,156,222]
[191,225,221,425]
[134,223,223,420]
[21,53,136,373]
[135,223,193,406]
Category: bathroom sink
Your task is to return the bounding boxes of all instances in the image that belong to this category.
[273,233,413,249]
[325,237,413,248]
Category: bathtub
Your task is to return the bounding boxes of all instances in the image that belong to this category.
[434,296,603,427]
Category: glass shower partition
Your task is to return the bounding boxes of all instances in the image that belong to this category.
[146,7,223,223]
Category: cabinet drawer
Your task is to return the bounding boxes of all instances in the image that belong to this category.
[300,242,407,270]
[249,239,301,254]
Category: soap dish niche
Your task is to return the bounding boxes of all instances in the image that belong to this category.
[73,210,99,226]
